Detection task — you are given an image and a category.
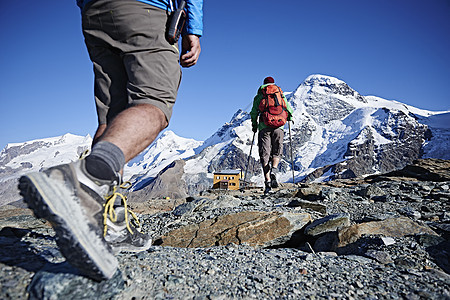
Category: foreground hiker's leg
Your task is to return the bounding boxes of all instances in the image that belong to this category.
[93,124,108,146]
[100,103,168,163]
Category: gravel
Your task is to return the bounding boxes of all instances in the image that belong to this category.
[1,177,449,299]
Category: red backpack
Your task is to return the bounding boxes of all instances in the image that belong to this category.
[258,84,288,128]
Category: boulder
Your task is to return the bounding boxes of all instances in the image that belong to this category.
[364,250,394,264]
[304,214,350,237]
[295,184,323,200]
[158,211,312,248]
[355,184,386,198]
[337,217,438,249]
[311,217,438,253]
[286,199,327,214]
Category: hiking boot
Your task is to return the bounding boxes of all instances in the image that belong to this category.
[270,173,279,188]
[270,167,279,188]
[78,150,151,253]
[18,159,119,281]
[104,206,152,253]
[264,181,272,195]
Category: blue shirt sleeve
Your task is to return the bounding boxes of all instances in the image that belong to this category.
[184,0,203,36]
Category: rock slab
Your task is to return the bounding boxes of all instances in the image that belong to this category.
[159,211,312,248]
[337,217,438,248]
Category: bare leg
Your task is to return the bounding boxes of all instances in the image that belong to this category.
[263,164,271,182]
[263,156,280,182]
[272,156,280,169]
[92,124,107,146]
[99,103,168,163]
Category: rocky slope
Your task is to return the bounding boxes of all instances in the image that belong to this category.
[0,159,449,299]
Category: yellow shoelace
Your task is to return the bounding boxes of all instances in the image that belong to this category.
[79,150,140,236]
[79,149,90,160]
[102,181,140,237]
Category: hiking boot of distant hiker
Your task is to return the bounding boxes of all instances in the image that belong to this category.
[18,159,119,281]
[264,181,272,195]
[270,169,279,189]
[104,206,152,253]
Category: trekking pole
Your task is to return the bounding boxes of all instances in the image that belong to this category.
[288,121,295,184]
[244,132,256,188]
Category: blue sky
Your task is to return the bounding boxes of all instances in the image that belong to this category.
[1,0,449,150]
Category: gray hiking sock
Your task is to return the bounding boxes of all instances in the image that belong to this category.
[85,141,125,181]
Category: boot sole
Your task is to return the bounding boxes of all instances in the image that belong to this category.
[19,173,118,281]
[111,238,153,254]
[106,221,153,254]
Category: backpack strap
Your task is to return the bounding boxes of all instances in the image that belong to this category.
[273,88,281,107]
[260,86,269,111]
[277,86,288,109]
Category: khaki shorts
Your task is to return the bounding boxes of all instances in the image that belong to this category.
[258,127,284,166]
[82,0,182,124]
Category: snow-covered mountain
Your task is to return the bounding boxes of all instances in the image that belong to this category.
[0,134,92,181]
[1,74,449,205]
[282,75,448,183]
[176,74,448,192]
[125,130,203,190]
[0,134,92,206]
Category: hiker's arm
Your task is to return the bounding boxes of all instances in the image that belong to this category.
[180,35,201,67]
[180,0,203,68]
[250,92,262,132]
[283,94,294,121]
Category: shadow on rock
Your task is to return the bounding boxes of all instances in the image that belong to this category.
[266,228,311,250]
[28,265,124,300]
[0,227,77,276]
[0,227,50,272]
[420,237,450,274]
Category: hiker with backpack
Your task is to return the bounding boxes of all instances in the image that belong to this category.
[250,76,294,194]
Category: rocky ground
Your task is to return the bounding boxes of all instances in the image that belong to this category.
[0,159,449,299]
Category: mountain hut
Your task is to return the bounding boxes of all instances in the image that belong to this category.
[212,169,242,190]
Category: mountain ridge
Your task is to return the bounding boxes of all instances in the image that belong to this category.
[1,74,449,203]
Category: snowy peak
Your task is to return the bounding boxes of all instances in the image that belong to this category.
[305,74,347,85]
[202,109,250,146]
[288,75,365,126]
[303,74,354,92]
[0,133,91,182]
[0,133,93,207]
[202,109,249,145]
[296,74,366,103]
[2,133,90,152]
[125,130,203,186]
